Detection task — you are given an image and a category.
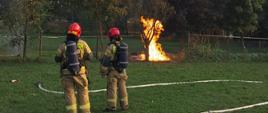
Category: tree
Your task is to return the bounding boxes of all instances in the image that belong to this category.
[131,0,175,61]
[256,0,268,37]
[137,0,175,22]
[2,0,49,60]
[167,0,230,33]
[2,0,28,59]
[223,0,265,49]
[0,1,6,19]
[86,0,128,59]
[31,0,49,59]
[48,0,87,22]
[92,0,128,29]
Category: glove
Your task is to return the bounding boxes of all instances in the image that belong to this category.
[100,72,108,78]
[100,66,109,78]
[84,53,94,61]
[54,56,63,63]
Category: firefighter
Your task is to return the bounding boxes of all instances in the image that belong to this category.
[100,27,129,112]
[55,22,93,113]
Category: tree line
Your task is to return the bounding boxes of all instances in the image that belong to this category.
[0,0,267,59]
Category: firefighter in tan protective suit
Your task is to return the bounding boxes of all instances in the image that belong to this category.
[55,22,93,113]
[100,27,129,112]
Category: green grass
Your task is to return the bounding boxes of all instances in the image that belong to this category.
[26,36,179,58]
[1,61,268,113]
[0,37,268,113]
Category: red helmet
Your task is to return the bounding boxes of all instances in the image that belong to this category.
[67,22,81,38]
[108,27,120,38]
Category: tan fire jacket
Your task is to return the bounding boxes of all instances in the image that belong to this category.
[100,41,127,76]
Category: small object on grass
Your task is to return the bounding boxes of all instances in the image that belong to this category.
[10,80,18,83]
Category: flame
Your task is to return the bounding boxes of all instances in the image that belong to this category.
[139,16,170,61]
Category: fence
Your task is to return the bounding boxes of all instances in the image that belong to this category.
[188,34,268,53]
[186,33,268,61]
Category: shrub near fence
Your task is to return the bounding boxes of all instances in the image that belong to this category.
[187,34,268,62]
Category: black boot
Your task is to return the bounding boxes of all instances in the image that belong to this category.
[121,105,128,111]
[103,107,116,112]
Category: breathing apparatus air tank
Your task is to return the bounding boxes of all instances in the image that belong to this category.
[66,40,80,75]
[114,42,128,72]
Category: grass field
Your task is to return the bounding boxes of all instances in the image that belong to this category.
[0,36,268,113]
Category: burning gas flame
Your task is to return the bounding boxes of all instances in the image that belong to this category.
[139,16,170,61]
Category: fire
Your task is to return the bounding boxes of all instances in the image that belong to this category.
[139,16,171,61]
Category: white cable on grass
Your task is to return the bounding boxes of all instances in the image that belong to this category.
[38,79,266,112]
[201,101,268,113]
[38,83,64,94]
[38,79,263,94]
[37,83,107,94]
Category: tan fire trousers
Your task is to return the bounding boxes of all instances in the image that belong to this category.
[61,74,91,113]
[106,70,128,110]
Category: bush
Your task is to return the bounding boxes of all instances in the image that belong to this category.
[186,44,268,62]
